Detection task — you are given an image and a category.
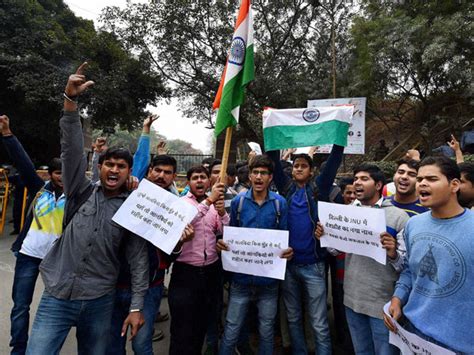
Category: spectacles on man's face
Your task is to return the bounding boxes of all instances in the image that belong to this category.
[251,169,271,177]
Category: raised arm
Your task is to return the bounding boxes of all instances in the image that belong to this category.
[447,134,464,164]
[132,115,158,180]
[266,150,290,193]
[91,137,107,183]
[315,144,344,201]
[0,115,44,193]
[61,62,95,197]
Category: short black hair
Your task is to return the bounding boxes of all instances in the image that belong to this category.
[249,155,274,174]
[237,165,249,184]
[150,155,177,173]
[48,158,61,175]
[396,158,420,171]
[339,177,354,193]
[209,159,222,174]
[458,162,474,184]
[419,156,460,181]
[187,165,210,180]
[235,160,248,171]
[98,147,133,168]
[292,154,314,169]
[226,164,236,177]
[201,157,214,167]
[353,163,386,193]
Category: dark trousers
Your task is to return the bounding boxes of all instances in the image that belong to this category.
[10,253,42,355]
[168,261,220,355]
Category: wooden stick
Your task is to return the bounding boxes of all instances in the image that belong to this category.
[219,126,233,183]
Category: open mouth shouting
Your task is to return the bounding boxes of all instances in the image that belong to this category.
[418,189,431,203]
[354,186,364,197]
[106,174,120,188]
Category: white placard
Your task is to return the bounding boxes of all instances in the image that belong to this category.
[222,226,289,280]
[248,142,263,155]
[383,303,456,355]
[318,201,387,265]
[308,97,366,154]
[112,179,198,254]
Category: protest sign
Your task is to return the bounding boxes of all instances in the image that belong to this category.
[222,226,289,280]
[383,303,455,355]
[247,142,262,155]
[307,97,366,154]
[318,201,387,265]
[112,179,198,254]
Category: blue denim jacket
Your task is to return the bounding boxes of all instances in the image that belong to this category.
[229,189,288,286]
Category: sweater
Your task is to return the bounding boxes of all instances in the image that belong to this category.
[343,198,409,319]
[393,209,474,354]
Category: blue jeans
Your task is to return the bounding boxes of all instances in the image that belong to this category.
[106,285,163,355]
[219,282,279,355]
[10,253,42,355]
[282,262,332,355]
[26,291,115,355]
[345,306,398,355]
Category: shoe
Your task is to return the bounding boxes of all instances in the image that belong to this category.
[152,329,164,342]
[155,312,169,323]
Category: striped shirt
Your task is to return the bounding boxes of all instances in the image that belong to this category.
[388,196,429,217]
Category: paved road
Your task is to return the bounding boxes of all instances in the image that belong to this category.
[0,205,346,355]
[0,212,171,355]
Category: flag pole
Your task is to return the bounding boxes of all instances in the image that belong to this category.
[219,126,233,182]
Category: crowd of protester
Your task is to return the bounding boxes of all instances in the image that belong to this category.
[1,64,473,355]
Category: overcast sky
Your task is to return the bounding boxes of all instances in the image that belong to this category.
[64,0,213,153]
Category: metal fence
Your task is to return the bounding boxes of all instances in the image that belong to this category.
[166,154,213,173]
[87,151,213,174]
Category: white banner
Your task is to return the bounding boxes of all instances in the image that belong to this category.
[112,179,198,254]
[383,303,455,355]
[318,201,387,265]
[307,97,366,154]
[222,226,289,280]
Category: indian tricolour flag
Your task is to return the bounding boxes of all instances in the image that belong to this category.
[263,106,354,151]
[212,0,254,137]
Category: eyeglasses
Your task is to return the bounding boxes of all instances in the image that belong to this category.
[251,170,271,176]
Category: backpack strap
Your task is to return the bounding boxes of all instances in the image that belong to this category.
[236,195,245,227]
[28,187,46,230]
[273,198,280,227]
[63,184,95,229]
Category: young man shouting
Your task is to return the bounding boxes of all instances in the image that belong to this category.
[26,63,149,355]
[218,155,293,355]
[316,164,408,355]
[1,115,64,355]
[267,144,344,355]
[168,166,228,355]
[389,158,429,217]
[385,156,474,354]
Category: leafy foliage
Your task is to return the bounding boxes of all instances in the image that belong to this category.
[0,0,168,164]
[101,0,355,143]
[348,1,473,149]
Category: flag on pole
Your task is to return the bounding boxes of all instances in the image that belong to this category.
[213,0,254,137]
[263,106,354,151]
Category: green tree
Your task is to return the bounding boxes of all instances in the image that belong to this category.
[101,0,354,143]
[348,0,473,150]
[0,0,168,164]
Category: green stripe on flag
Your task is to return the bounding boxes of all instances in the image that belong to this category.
[263,120,349,151]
